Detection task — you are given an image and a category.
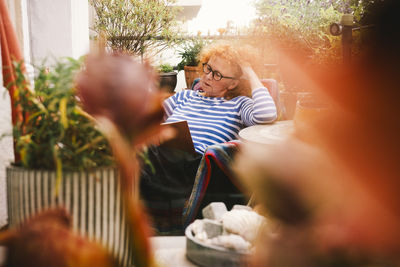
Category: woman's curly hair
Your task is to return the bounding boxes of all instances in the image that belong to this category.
[198,41,261,99]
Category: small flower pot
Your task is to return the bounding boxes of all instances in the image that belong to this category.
[159,71,177,93]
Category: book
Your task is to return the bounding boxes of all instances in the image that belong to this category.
[159,120,196,154]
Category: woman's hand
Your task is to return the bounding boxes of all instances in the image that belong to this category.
[239,62,254,79]
[239,62,264,91]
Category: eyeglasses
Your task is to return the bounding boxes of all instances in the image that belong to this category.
[202,63,236,81]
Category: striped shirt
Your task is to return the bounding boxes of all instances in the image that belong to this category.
[163,87,277,154]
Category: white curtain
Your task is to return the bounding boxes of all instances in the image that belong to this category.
[0,46,15,228]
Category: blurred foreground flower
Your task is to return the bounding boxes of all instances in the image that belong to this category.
[76,52,165,143]
[233,1,400,266]
[235,137,400,266]
[76,52,166,267]
[0,208,115,267]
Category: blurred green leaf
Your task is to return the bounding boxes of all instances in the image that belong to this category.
[8,58,114,171]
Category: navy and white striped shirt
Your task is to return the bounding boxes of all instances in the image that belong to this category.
[163,87,277,154]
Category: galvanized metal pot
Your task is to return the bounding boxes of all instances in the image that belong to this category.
[6,166,134,267]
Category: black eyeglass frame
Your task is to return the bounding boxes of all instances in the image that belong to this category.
[202,63,237,81]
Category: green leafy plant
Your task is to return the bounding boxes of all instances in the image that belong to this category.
[177,38,208,71]
[252,0,368,65]
[158,63,174,73]
[10,57,113,171]
[90,0,182,58]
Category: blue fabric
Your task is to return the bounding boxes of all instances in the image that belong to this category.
[182,140,241,227]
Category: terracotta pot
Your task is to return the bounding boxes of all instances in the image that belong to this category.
[183,66,202,89]
[159,71,177,93]
[293,93,330,143]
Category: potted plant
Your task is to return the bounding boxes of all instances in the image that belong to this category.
[6,58,133,265]
[90,0,181,60]
[177,38,208,88]
[157,63,177,93]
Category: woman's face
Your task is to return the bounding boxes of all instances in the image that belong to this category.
[200,56,239,97]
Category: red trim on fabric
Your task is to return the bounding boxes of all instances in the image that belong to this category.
[1,0,27,163]
[184,141,242,224]
[205,151,244,192]
[198,154,212,201]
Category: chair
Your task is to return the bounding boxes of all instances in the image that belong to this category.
[190,78,201,90]
[261,78,282,119]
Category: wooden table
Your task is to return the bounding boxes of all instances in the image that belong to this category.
[238,120,294,144]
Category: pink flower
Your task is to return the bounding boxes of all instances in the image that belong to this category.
[76,53,165,141]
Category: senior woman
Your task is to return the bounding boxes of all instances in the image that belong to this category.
[140,42,277,233]
[164,42,277,154]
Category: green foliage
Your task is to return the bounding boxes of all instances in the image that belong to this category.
[158,63,174,73]
[90,0,181,57]
[252,0,367,65]
[177,38,208,71]
[10,58,113,171]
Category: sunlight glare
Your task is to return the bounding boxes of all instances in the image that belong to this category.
[187,0,257,35]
